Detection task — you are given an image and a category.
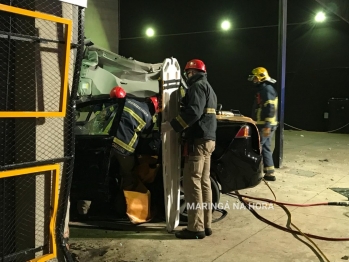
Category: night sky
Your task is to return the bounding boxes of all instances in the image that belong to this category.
[119,0,349,132]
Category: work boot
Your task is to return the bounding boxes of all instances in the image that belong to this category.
[205,228,212,236]
[175,229,205,239]
[264,173,276,181]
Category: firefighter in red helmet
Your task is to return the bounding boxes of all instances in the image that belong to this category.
[77,86,159,218]
[109,86,160,190]
[162,59,217,239]
[110,87,159,191]
[110,86,126,98]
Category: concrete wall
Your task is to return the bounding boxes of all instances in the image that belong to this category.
[1,0,118,258]
[0,1,79,260]
[85,0,119,53]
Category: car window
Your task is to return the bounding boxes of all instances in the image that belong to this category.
[75,103,118,135]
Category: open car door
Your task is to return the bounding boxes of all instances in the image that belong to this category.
[72,98,124,212]
[161,58,182,232]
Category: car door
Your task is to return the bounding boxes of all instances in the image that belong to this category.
[71,97,124,203]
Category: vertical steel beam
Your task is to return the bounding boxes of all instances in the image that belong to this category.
[273,0,287,168]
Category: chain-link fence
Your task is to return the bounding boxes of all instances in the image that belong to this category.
[0,0,84,261]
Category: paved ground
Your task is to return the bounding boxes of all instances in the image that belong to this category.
[69,130,349,262]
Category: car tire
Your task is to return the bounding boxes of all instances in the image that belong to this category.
[179,175,220,224]
[255,159,264,180]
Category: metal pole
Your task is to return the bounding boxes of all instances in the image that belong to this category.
[273,0,287,168]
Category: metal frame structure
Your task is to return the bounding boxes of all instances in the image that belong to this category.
[0,164,60,262]
[0,4,72,118]
[0,2,85,261]
[273,0,287,168]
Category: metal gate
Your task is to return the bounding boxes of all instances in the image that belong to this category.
[0,1,84,261]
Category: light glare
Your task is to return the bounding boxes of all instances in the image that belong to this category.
[221,20,231,30]
[146,28,155,37]
[315,12,326,22]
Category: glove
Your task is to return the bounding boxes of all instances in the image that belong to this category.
[161,121,173,132]
[262,127,271,137]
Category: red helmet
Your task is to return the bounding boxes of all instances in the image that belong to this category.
[149,96,160,113]
[110,86,126,98]
[184,59,206,73]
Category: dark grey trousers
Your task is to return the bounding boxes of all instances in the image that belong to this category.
[258,125,277,174]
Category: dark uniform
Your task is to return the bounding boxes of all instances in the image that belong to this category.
[170,71,217,235]
[252,81,278,175]
[111,98,154,190]
[171,73,217,140]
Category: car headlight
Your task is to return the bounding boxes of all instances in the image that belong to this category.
[78,78,92,96]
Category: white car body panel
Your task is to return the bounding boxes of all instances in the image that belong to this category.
[160,58,181,232]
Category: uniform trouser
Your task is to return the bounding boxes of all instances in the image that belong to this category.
[183,138,216,232]
[258,125,277,174]
[113,151,138,190]
[77,150,137,215]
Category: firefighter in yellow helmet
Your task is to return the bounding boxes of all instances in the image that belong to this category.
[248,67,278,181]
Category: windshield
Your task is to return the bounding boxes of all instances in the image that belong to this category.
[75,103,119,135]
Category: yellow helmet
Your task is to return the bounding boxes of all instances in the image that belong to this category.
[248,67,276,83]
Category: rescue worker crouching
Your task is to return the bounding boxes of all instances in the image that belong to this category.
[162,59,217,239]
[248,67,278,181]
[76,87,159,220]
[110,86,160,191]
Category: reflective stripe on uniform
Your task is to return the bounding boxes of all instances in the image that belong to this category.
[204,108,216,114]
[113,106,146,153]
[180,87,186,98]
[263,99,277,107]
[128,132,138,148]
[113,137,135,153]
[263,166,274,171]
[257,97,278,125]
[176,115,188,129]
[256,120,278,125]
[124,107,146,131]
[101,105,116,134]
[152,115,159,131]
[103,117,114,134]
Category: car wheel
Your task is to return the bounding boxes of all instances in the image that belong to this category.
[259,161,263,176]
[179,175,220,224]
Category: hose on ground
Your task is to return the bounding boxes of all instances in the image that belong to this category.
[226,191,349,241]
[224,179,349,262]
[212,208,228,223]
